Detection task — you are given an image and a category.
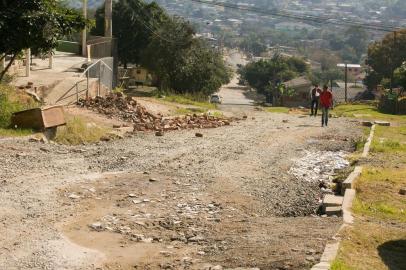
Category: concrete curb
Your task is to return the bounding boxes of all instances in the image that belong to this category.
[311,124,375,270]
[362,124,376,158]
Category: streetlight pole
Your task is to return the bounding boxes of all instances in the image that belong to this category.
[82,0,88,57]
[105,0,113,38]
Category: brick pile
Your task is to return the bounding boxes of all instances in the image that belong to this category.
[77,93,232,132]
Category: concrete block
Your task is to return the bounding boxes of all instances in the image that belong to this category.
[325,206,342,216]
[341,166,363,195]
[323,195,344,208]
[374,121,391,126]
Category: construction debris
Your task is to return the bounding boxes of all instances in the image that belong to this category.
[77,93,232,132]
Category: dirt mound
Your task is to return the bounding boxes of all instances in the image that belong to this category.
[77,93,232,132]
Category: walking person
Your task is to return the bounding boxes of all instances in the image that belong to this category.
[320,85,333,127]
[310,84,321,116]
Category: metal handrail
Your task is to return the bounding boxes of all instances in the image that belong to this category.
[55,78,87,104]
[79,58,112,78]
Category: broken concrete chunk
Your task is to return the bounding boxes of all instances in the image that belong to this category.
[322,195,344,207]
[89,222,104,231]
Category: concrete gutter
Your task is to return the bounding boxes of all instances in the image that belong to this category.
[311,124,376,270]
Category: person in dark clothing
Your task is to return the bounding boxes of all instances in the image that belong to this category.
[310,84,321,116]
[320,85,333,127]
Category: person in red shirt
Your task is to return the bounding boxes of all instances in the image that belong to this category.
[320,85,333,127]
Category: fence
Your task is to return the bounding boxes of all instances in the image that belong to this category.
[55,57,114,105]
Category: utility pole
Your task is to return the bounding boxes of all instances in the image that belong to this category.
[345,63,348,103]
[390,31,397,92]
[82,0,88,57]
[25,49,31,77]
[105,0,113,38]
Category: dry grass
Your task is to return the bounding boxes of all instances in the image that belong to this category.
[333,222,406,270]
[55,116,110,145]
[0,128,33,137]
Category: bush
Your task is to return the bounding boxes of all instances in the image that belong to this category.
[0,84,38,128]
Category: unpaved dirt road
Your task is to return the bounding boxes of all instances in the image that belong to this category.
[0,106,361,270]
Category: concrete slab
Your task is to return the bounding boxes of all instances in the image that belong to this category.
[325,206,342,216]
[342,189,356,224]
[362,125,376,158]
[323,195,344,207]
[341,166,363,195]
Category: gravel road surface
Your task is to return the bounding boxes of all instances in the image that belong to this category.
[0,109,361,270]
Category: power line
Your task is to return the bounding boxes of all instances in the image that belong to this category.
[185,0,402,32]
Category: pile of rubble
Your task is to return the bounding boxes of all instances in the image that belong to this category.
[77,93,232,133]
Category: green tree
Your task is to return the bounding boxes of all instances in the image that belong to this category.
[92,0,167,67]
[394,62,406,90]
[142,17,230,95]
[345,26,369,59]
[0,0,86,81]
[239,54,308,104]
[365,29,406,90]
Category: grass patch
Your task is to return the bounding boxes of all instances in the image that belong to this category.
[331,259,353,270]
[174,107,207,115]
[333,104,406,123]
[0,128,33,137]
[334,223,406,270]
[209,111,224,118]
[371,126,406,153]
[353,167,406,222]
[0,83,38,128]
[161,94,216,110]
[55,116,110,145]
[265,107,290,113]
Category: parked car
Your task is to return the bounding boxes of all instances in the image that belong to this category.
[210,94,223,104]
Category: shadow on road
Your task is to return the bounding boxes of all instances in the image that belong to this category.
[378,239,406,270]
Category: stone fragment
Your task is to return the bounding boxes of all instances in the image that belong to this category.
[399,188,406,195]
[68,193,80,199]
[89,222,104,231]
[195,132,204,137]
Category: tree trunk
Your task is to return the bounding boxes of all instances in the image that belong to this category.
[0,53,17,82]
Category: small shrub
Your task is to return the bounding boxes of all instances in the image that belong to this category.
[0,84,38,128]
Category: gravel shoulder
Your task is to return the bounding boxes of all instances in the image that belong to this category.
[0,111,361,270]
